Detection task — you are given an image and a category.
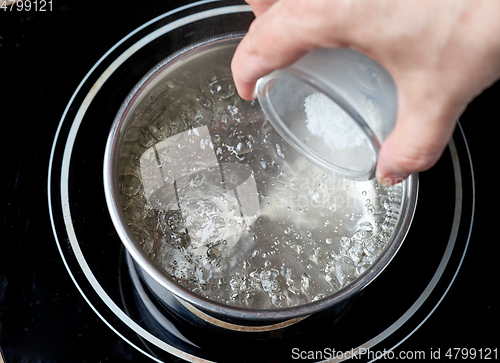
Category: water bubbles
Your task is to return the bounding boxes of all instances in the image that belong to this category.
[312,293,326,302]
[119,56,404,310]
[229,275,254,299]
[207,246,222,260]
[363,238,379,257]
[353,229,372,244]
[129,224,154,255]
[365,202,375,215]
[348,242,364,265]
[355,264,368,277]
[301,273,311,292]
[120,174,142,197]
[275,143,285,158]
[346,212,356,221]
[359,221,373,232]
[210,78,235,99]
[260,269,280,293]
[233,136,253,155]
[139,129,155,148]
[335,256,355,287]
[201,97,213,109]
[340,236,352,249]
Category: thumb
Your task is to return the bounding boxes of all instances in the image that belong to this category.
[375,93,461,186]
[231,1,346,100]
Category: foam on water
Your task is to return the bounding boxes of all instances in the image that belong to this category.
[118,57,403,310]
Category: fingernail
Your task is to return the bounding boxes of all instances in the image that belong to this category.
[376,172,409,187]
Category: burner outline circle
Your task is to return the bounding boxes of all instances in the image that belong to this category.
[47,3,475,362]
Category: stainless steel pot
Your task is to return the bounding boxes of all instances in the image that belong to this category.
[104,33,418,333]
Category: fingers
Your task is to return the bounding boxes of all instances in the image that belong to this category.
[232,0,500,186]
[375,123,452,186]
[232,0,344,100]
[375,84,463,186]
[245,0,279,17]
[234,0,458,182]
[232,1,309,100]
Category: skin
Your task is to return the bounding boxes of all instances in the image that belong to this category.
[231,0,500,185]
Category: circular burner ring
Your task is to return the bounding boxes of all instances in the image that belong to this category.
[47,2,475,362]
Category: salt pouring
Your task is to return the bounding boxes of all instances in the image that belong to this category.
[256,48,398,181]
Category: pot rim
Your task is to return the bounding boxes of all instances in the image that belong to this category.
[103,33,419,322]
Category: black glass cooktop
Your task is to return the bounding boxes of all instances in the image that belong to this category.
[1,0,498,362]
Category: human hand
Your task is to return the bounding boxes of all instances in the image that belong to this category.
[231,0,500,185]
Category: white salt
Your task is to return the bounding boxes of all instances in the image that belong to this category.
[304,93,367,150]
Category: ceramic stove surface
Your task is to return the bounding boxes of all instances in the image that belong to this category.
[1,1,498,362]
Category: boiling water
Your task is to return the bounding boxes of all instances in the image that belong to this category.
[118,45,403,310]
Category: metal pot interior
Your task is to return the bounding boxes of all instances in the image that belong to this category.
[104,33,418,322]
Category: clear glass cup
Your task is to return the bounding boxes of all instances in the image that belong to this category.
[256,48,397,180]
